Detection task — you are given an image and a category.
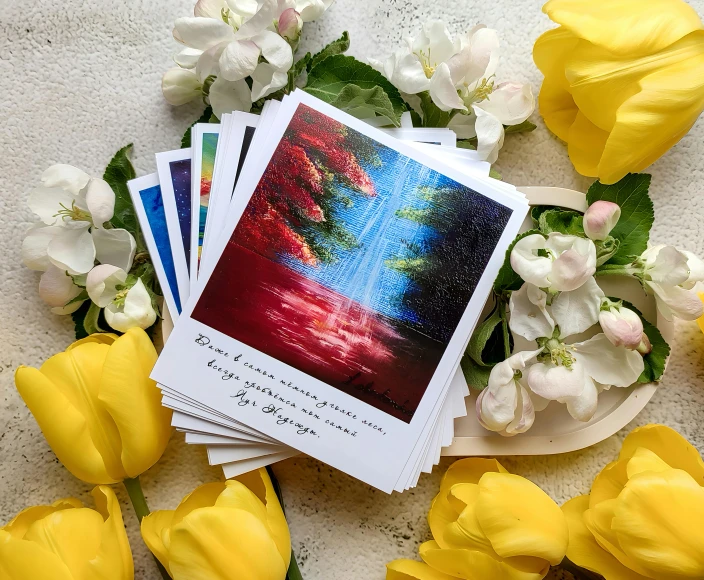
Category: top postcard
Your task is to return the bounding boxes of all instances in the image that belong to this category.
[152,91,527,492]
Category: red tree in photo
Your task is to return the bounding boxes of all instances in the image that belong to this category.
[232,104,377,265]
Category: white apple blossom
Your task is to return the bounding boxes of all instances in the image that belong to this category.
[598,300,643,350]
[22,165,136,277]
[637,245,704,321]
[509,278,644,422]
[369,22,534,163]
[87,265,157,332]
[476,349,545,436]
[510,232,597,293]
[583,200,620,241]
[38,265,86,315]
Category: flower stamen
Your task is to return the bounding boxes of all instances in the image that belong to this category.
[53,201,91,223]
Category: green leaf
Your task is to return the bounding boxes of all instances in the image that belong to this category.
[288,52,312,91]
[538,209,585,236]
[103,145,143,250]
[304,55,407,121]
[467,304,511,367]
[66,290,89,306]
[457,139,477,150]
[309,31,350,70]
[460,354,493,390]
[489,167,502,181]
[330,84,401,126]
[71,301,91,340]
[494,229,542,293]
[504,120,537,134]
[617,300,670,383]
[181,106,214,148]
[418,91,455,128]
[408,108,422,128]
[586,173,654,265]
[595,236,620,266]
[83,302,105,335]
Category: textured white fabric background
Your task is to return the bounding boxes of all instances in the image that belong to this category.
[1,1,704,578]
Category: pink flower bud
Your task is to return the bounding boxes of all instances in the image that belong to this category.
[584,200,621,241]
[278,8,303,41]
[599,306,643,350]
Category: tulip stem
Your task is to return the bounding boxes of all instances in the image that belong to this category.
[123,477,172,580]
[556,558,604,580]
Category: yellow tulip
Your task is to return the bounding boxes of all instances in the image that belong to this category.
[563,424,704,580]
[141,468,291,580]
[697,292,704,334]
[14,329,172,484]
[0,485,133,580]
[534,0,704,184]
[386,458,568,580]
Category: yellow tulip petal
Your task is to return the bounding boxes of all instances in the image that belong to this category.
[419,540,547,580]
[475,472,569,566]
[89,485,134,580]
[429,459,507,547]
[533,27,580,141]
[542,0,703,55]
[66,333,119,350]
[443,484,496,556]
[14,365,119,484]
[386,559,457,580]
[599,40,704,184]
[590,460,628,508]
[99,328,172,478]
[613,469,704,579]
[2,499,82,539]
[24,507,103,578]
[626,448,671,479]
[234,469,291,566]
[619,424,704,487]
[141,510,175,574]
[215,481,268,521]
[171,482,226,526]
[169,507,287,580]
[697,292,704,334]
[567,111,609,178]
[0,530,75,580]
[562,496,650,580]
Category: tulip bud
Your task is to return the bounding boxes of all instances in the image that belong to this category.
[0,486,133,579]
[15,329,171,484]
[584,201,621,241]
[278,8,303,42]
[599,304,643,350]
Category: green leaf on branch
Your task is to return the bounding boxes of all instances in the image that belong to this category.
[504,120,537,134]
[586,173,653,265]
[467,304,510,366]
[538,209,585,237]
[618,299,670,383]
[103,144,144,251]
[309,31,350,70]
[457,139,477,150]
[181,106,214,148]
[83,302,105,335]
[304,54,406,122]
[287,52,312,91]
[330,84,401,126]
[460,354,493,390]
[71,301,91,339]
[489,167,502,181]
[494,229,542,293]
[419,91,455,128]
[66,290,89,306]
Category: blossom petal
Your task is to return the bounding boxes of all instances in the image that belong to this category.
[295,0,332,22]
[28,186,81,225]
[251,62,289,101]
[546,233,596,292]
[649,281,704,321]
[92,228,136,272]
[390,52,432,94]
[447,27,499,86]
[573,333,644,387]
[86,264,127,307]
[41,164,91,195]
[476,472,569,565]
[84,178,115,227]
[162,68,202,106]
[233,0,278,39]
[413,21,457,66]
[564,373,599,421]
[209,77,252,118]
[562,496,649,580]
[510,234,551,288]
[173,17,235,50]
[509,284,555,341]
[105,279,157,333]
[174,47,203,68]
[647,245,690,285]
[194,0,227,18]
[429,63,467,112]
[477,82,534,126]
[252,30,293,72]
[47,225,95,275]
[473,107,504,163]
[448,112,477,139]
[196,41,228,81]
[527,361,585,400]
[22,224,61,271]
[218,39,261,81]
[38,265,83,308]
[551,277,603,338]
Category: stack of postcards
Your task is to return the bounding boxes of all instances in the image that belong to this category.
[128,90,528,493]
